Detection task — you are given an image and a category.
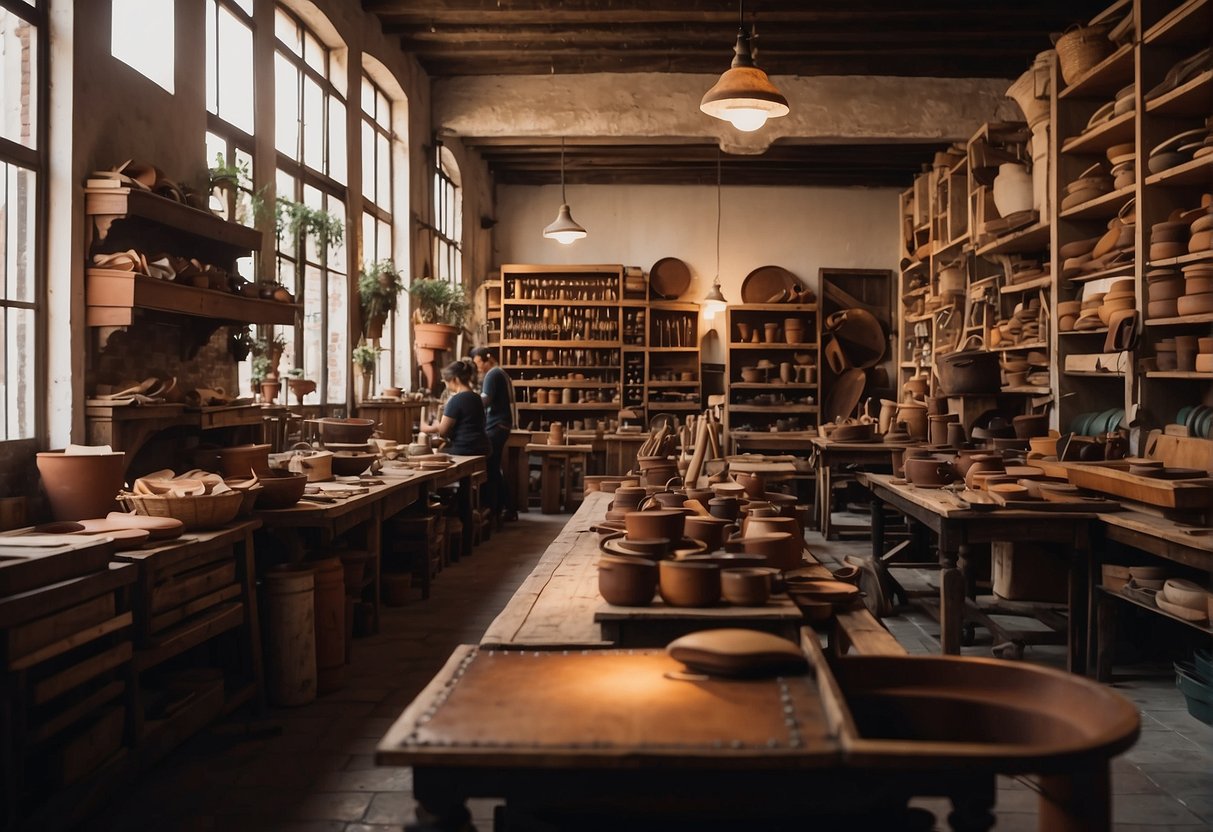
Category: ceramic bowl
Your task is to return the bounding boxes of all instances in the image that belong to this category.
[598,555,658,607]
[1148,299,1179,318]
[659,559,721,607]
[1178,293,1213,316]
[721,567,776,606]
[988,482,1030,499]
[625,509,685,542]
[254,470,308,509]
[786,579,861,607]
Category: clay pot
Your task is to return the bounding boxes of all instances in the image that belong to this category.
[659,559,721,607]
[707,497,742,521]
[878,399,898,434]
[36,450,126,521]
[736,322,752,342]
[734,471,766,499]
[598,555,658,607]
[216,443,272,477]
[763,322,780,343]
[1012,413,1050,439]
[946,422,967,448]
[684,516,738,552]
[318,418,376,444]
[928,414,959,446]
[897,402,929,439]
[904,455,957,487]
[256,470,308,510]
[721,567,776,606]
[612,486,648,511]
[993,163,1033,217]
[743,513,799,540]
[653,491,687,509]
[1175,335,1199,372]
[726,532,799,571]
[625,509,685,542]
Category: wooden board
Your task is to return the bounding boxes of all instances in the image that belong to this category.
[1060,461,1213,510]
[989,490,1122,512]
[1144,430,1213,474]
[0,536,115,597]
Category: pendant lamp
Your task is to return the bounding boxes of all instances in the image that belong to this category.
[700,1,789,133]
[543,137,587,244]
[701,151,728,321]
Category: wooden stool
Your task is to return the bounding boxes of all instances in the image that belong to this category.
[526,443,592,514]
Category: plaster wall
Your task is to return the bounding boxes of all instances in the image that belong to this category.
[495,183,900,362]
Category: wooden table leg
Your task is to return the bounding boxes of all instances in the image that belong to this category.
[1068,533,1090,675]
[540,455,562,514]
[457,475,473,559]
[819,463,833,539]
[947,775,995,832]
[1037,765,1111,832]
[238,528,266,712]
[870,494,886,560]
[940,543,965,655]
[367,505,383,634]
[1095,591,1116,682]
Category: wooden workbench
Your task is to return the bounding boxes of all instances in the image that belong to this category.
[810,437,915,539]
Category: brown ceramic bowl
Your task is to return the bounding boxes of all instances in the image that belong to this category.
[331,452,378,477]
[255,470,308,510]
[1012,413,1050,439]
[598,554,658,607]
[659,559,721,607]
[625,509,685,542]
[318,417,376,444]
[989,482,1030,500]
[721,567,777,606]
[728,532,798,570]
[216,443,272,477]
[904,455,957,486]
[1178,293,1213,316]
[786,579,861,607]
[683,515,738,552]
[1148,299,1179,318]
[1149,278,1185,301]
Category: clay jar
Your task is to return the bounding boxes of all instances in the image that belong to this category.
[598,555,659,607]
[904,455,958,487]
[763,322,781,343]
[733,471,766,499]
[659,559,721,607]
[928,414,960,446]
[878,399,898,434]
[728,532,800,571]
[897,401,929,440]
[625,509,685,542]
[652,491,687,509]
[36,449,127,521]
[216,443,273,477]
[1175,335,1199,371]
[736,322,752,342]
[708,497,742,521]
[721,567,775,606]
[684,516,738,552]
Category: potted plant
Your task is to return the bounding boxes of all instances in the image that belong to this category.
[353,342,381,402]
[253,333,287,381]
[405,277,470,353]
[358,260,406,340]
[228,326,254,362]
[286,368,317,405]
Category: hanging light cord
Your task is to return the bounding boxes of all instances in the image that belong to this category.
[560,137,567,203]
[715,150,722,285]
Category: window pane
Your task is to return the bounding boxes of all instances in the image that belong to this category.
[276,168,296,259]
[205,131,229,220]
[234,146,254,227]
[376,90,390,131]
[302,75,323,172]
[302,262,322,388]
[328,52,345,96]
[361,121,375,204]
[2,163,36,304]
[328,97,346,183]
[275,7,300,55]
[361,212,374,264]
[361,76,375,117]
[217,6,253,133]
[2,306,35,440]
[274,53,298,154]
[327,274,347,403]
[0,10,36,150]
[376,133,390,211]
[326,196,346,274]
[205,2,218,114]
[111,0,174,93]
[303,31,323,73]
[231,0,252,15]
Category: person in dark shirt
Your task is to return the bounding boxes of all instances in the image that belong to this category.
[471,346,517,521]
[420,360,490,457]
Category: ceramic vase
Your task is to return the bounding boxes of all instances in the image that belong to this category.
[993,163,1033,217]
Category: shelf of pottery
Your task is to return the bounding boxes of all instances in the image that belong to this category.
[646,303,702,418]
[1052,0,1213,436]
[500,264,625,431]
[723,304,820,442]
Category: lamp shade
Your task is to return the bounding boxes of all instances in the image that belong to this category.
[700,29,789,132]
[700,281,727,321]
[543,203,587,245]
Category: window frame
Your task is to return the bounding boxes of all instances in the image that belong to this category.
[0,0,47,446]
[273,3,349,407]
[360,73,397,385]
[432,143,462,287]
[205,0,256,228]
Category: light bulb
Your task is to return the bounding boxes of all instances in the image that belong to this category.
[723,106,769,132]
[550,230,585,245]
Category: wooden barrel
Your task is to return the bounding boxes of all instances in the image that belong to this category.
[313,557,347,693]
[264,565,317,707]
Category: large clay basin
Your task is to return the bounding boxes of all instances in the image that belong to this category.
[216,443,272,477]
[658,559,721,607]
[598,554,658,607]
[36,450,126,521]
[625,509,685,542]
[830,656,1139,770]
[727,531,801,571]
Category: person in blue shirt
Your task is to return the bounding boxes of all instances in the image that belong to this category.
[420,360,491,457]
[471,346,517,521]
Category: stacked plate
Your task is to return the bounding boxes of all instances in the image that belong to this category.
[1060,235,1101,279]
[1148,126,1213,175]
[1098,279,1135,326]
[1069,408,1124,436]
[1057,299,1082,332]
[1061,161,1113,211]
[1184,193,1213,256]
[1106,141,1135,191]
[1146,269,1184,318]
[1176,405,1213,439]
[1150,216,1189,261]
[1180,260,1213,316]
[1074,292,1105,331]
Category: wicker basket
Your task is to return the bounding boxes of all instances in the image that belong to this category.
[1054,25,1113,86]
[121,490,244,529]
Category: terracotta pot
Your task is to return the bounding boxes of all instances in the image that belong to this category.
[318,418,376,444]
[36,450,126,521]
[625,509,685,542]
[946,422,967,448]
[414,322,458,351]
[659,559,721,607]
[763,322,780,343]
[707,497,742,521]
[653,491,687,509]
[260,380,281,404]
[598,555,658,607]
[928,414,959,446]
[993,163,1033,217]
[1012,413,1050,439]
[878,399,898,434]
[897,402,929,439]
[736,322,752,342]
[904,455,957,487]
[684,516,738,552]
[256,470,308,510]
[727,529,801,571]
[721,567,776,606]
[216,443,272,477]
[937,340,1001,394]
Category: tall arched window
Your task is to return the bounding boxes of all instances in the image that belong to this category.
[360,73,395,384]
[205,0,255,234]
[0,0,45,442]
[433,145,462,286]
[274,3,348,406]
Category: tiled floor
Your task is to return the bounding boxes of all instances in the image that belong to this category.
[93,512,1212,831]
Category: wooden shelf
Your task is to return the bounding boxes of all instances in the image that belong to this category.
[1058,183,1135,220]
[512,380,618,388]
[728,405,818,413]
[1146,69,1213,117]
[729,430,817,440]
[1061,111,1136,155]
[977,221,1051,257]
[85,187,262,251]
[500,339,620,348]
[1001,386,1052,395]
[1143,0,1211,46]
[1058,42,1134,100]
[993,341,1048,353]
[1145,155,1213,188]
[1145,371,1213,379]
[728,342,818,350]
[648,346,699,352]
[1060,327,1109,335]
[1103,586,1213,635]
[86,272,298,328]
[504,365,619,371]
[731,303,818,312]
[1066,262,1136,283]
[648,381,700,388]
[516,402,619,410]
[730,382,817,390]
[1000,275,1052,294]
[1148,250,1213,268]
[503,299,619,307]
[1146,313,1213,326]
[1064,371,1126,378]
[647,402,702,410]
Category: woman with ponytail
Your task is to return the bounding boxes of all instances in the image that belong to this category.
[420,360,490,456]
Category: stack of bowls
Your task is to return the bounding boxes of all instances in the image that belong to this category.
[1188,195,1213,255]
[1180,261,1213,316]
[1155,339,1177,371]
[1107,142,1135,190]
[1148,128,1211,175]
[1074,292,1105,330]
[1150,218,1189,261]
[1146,269,1184,318]
[1061,162,1113,211]
[1098,279,1136,325]
[1060,236,1101,279]
[606,485,647,523]
[1197,337,1213,374]
[1057,299,1082,332]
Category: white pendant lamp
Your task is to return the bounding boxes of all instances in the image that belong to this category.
[543,137,587,245]
[700,1,789,133]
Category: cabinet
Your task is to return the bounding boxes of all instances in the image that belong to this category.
[724,304,820,447]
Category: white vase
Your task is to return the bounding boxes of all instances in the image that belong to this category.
[1005,51,1054,129]
[993,163,1034,218]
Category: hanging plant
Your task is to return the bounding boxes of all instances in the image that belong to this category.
[404,277,471,328]
[275,198,344,258]
[227,326,254,362]
[352,342,381,375]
